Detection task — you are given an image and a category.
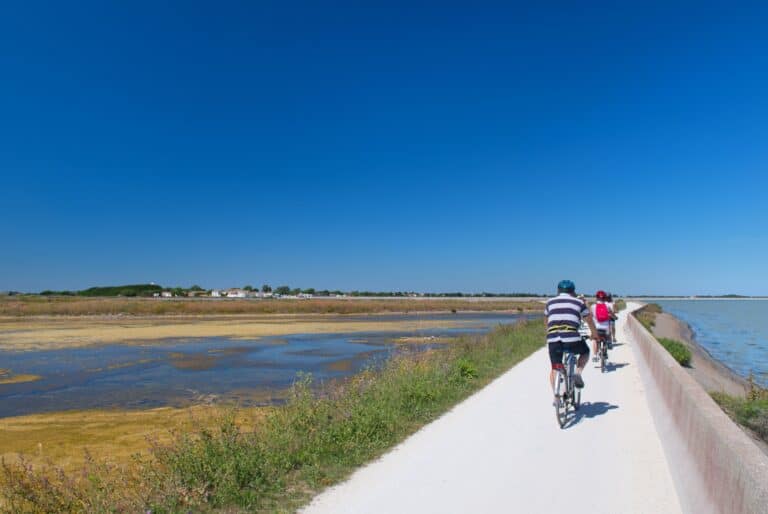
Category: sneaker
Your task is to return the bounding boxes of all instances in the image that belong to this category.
[574,374,585,388]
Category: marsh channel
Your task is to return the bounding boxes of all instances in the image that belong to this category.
[0,312,538,417]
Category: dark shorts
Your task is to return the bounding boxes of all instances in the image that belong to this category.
[548,339,589,367]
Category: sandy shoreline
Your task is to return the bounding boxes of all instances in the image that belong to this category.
[652,312,749,397]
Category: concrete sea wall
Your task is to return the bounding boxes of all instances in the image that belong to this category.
[627,311,768,514]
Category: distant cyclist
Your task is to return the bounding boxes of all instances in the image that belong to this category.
[545,280,598,395]
[606,292,617,343]
[591,290,614,360]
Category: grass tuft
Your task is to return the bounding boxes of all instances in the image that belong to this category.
[712,377,768,443]
[634,303,662,331]
[657,338,692,367]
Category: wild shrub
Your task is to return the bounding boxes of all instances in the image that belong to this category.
[658,338,692,367]
[635,303,662,331]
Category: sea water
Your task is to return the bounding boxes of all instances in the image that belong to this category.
[0,312,538,417]
[654,300,768,387]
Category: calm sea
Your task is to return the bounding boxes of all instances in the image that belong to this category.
[654,300,768,387]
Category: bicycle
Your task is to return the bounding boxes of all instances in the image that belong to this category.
[596,331,612,373]
[553,344,582,428]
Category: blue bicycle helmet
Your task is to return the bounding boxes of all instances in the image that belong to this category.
[557,280,575,293]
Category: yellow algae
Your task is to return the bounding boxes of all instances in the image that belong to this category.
[0,405,270,473]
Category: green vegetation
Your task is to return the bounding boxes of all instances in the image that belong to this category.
[711,374,768,443]
[632,304,691,366]
[614,299,626,312]
[78,284,163,297]
[0,320,545,513]
[635,303,662,331]
[40,284,164,297]
[657,338,692,367]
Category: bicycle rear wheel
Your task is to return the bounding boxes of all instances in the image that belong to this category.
[554,371,567,428]
[600,343,606,373]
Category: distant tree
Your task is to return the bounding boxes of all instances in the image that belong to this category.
[243,285,254,291]
[290,288,301,295]
[190,284,204,291]
[302,288,316,295]
[261,284,272,293]
[171,287,185,297]
[275,285,291,295]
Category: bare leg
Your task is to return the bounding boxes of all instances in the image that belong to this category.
[576,353,589,375]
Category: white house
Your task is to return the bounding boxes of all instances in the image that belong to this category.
[211,289,222,297]
[161,291,173,298]
[226,288,247,298]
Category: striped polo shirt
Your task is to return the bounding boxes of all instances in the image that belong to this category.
[544,293,590,343]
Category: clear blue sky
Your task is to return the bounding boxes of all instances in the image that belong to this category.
[2,2,767,295]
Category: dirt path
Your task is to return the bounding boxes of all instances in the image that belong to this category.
[302,304,682,514]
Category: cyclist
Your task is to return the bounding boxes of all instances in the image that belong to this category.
[591,290,614,360]
[606,292,617,343]
[545,280,598,395]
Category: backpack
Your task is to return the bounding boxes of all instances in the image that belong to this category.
[595,303,611,323]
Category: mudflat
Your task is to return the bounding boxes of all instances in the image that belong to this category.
[0,314,481,351]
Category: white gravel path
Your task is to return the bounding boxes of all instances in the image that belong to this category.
[302,303,682,514]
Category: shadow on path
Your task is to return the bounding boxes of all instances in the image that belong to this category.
[604,362,630,373]
[570,401,619,427]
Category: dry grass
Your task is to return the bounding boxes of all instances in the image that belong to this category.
[0,296,539,317]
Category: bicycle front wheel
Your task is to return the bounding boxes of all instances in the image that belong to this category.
[554,371,567,428]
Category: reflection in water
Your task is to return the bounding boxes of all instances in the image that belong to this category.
[0,312,538,417]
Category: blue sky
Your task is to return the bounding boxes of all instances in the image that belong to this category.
[2,1,767,295]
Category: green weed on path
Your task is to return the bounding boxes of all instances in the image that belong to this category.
[0,320,545,513]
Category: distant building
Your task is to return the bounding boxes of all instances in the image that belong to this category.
[226,288,247,298]
[161,291,173,298]
[211,289,222,297]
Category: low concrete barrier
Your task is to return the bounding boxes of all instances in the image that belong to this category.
[627,310,768,514]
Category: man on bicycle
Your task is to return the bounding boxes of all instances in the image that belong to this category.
[545,280,598,393]
[591,290,614,360]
